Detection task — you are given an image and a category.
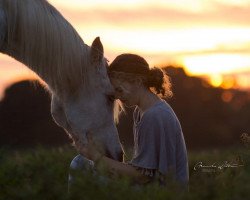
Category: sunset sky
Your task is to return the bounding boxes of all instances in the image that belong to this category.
[0,0,250,99]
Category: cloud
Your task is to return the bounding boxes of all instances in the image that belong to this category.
[173,46,250,57]
[60,3,250,29]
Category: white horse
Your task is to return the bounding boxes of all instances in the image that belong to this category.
[0,0,123,161]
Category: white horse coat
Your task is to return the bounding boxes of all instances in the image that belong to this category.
[0,0,123,161]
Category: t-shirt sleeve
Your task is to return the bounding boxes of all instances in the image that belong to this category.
[130,110,177,176]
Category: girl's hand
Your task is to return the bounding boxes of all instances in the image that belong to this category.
[72,132,103,162]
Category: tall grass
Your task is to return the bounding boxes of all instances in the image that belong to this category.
[0,145,249,200]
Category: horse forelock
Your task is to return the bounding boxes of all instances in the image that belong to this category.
[3,0,92,96]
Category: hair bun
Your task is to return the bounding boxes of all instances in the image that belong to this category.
[147,67,164,87]
[147,67,173,98]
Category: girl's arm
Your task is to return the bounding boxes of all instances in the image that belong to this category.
[95,155,150,184]
[72,133,150,184]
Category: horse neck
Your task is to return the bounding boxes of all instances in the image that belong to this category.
[2,0,91,96]
[2,45,51,88]
[3,41,91,97]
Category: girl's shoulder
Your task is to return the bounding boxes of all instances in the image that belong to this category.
[144,100,173,117]
[143,100,180,126]
[134,100,177,125]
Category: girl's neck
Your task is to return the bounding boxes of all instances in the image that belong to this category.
[137,89,161,114]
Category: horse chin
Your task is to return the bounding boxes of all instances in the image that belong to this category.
[69,131,88,146]
[92,126,124,162]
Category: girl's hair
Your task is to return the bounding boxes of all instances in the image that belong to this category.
[108,54,173,98]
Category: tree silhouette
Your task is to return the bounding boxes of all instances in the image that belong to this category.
[0,67,249,149]
[0,81,69,147]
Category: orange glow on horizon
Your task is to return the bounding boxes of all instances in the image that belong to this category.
[181,54,250,75]
[210,74,223,88]
[0,73,38,100]
[1,0,250,96]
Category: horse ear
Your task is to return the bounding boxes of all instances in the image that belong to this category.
[90,37,104,64]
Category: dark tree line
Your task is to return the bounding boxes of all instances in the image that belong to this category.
[0,81,70,147]
[165,67,250,149]
[0,67,249,149]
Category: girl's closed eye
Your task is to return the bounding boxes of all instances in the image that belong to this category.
[115,87,123,93]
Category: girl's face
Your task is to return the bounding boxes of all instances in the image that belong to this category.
[110,78,139,107]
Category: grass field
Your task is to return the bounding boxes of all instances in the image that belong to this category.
[0,145,249,200]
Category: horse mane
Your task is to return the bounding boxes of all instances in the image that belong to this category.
[3,0,90,95]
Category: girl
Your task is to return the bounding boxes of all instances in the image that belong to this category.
[71,54,189,187]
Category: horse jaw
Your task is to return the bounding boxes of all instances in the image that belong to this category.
[95,126,124,161]
[51,86,124,162]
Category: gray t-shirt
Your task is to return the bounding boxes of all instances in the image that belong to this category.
[130,100,189,184]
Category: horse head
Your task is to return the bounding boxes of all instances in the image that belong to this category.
[51,37,124,161]
[0,0,123,161]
